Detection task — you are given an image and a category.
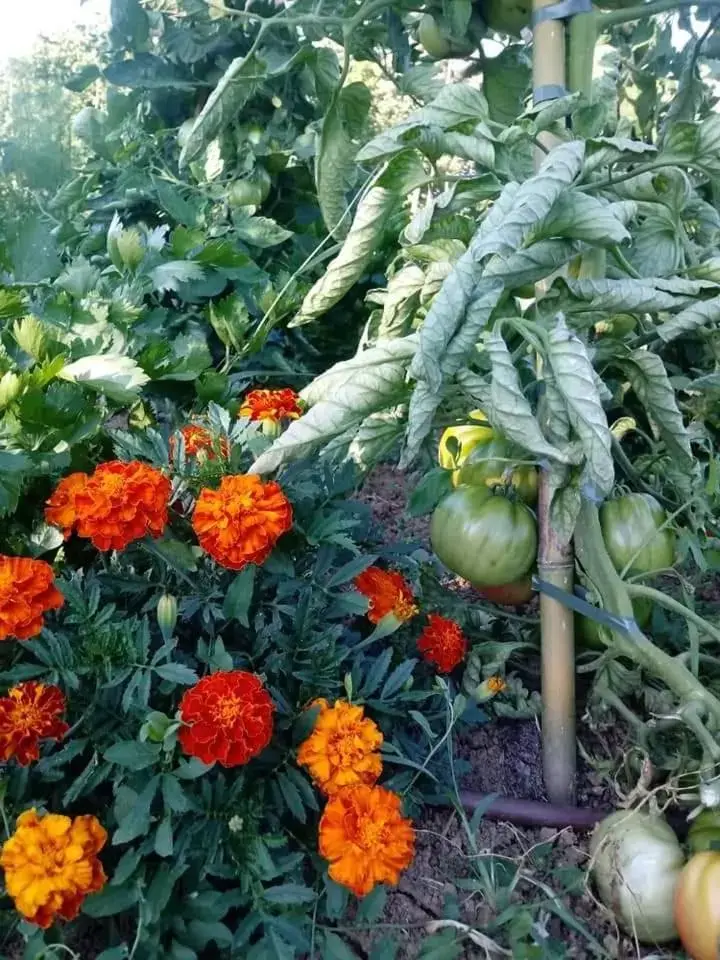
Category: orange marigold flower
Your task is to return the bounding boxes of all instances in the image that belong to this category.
[354,567,417,625]
[0,809,106,928]
[43,473,88,539]
[319,784,415,897]
[239,388,302,424]
[179,670,274,767]
[192,474,292,570]
[0,556,64,642]
[297,699,383,795]
[0,682,68,765]
[170,425,229,461]
[46,460,170,552]
[417,614,467,673]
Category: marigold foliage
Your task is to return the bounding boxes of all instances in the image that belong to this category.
[0,555,64,641]
[318,784,415,897]
[46,460,170,551]
[179,670,274,767]
[192,474,293,570]
[0,809,106,928]
[297,699,383,795]
[239,388,302,423]
[417,613,467,673]
[353,566,417,624]
[0,682,68,765]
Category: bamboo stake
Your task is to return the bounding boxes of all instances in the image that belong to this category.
[533,0,577,805]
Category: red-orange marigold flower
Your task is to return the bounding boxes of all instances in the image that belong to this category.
[0,682,68,765]
[0,556,64,642]
[417,614,467,673]
[192,474,292,570]
[319,784,415,897]
[0,808,106,928]
[178,670,274,767]
[170,425,229,461]
[297,699,382,795]
[239,388,302,424]
[354,567,417,625]
[46,460,170,552]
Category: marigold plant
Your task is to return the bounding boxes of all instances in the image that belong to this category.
[417,613,468,673]
[354,566,417,624]
[239,387,302,424]
[297,699,383,795]
[0,555,64,642]
[0,682,68,765]
[171,425,229,460]
[179,670,274,767]
[192,474,292,570]
[46,460,170,551]
[318,784,415,897]
[0,809,106,928]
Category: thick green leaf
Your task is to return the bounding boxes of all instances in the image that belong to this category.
[484,45,531,125]
[548,318,614,498]
[179,54,265,168]
[59,355,149,402]
[234,216,293,249]
[655,295,720,343]
[627,207,683,277]
[347,410,406,470]
[104,54,192,90]
[441,278,505,376]
[558,278,691,314]
[487,330,573,465]
[484,239,580,291]
[377,265,425,339]
[294,187,395,325]
[622,350,694,469]
[533,192,633,246]
[250,339,415,474]
[83,882,140,918]
[401,379,440,469]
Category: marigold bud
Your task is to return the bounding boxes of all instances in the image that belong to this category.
[157,594,178,641]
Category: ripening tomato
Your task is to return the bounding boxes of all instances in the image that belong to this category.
[430,487,537,587]
[437,410,493,475]
[675,852,720,959]
[477,577,534,606]
[456,435,538,504]
[600,493,676,576]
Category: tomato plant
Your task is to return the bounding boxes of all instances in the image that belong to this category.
[456,435,538,504]
[600,493,676,576]
[430,487,537,587]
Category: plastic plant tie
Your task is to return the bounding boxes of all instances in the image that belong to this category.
[532,0,593,26]
[533,84,570,105]
[532,575,641,636]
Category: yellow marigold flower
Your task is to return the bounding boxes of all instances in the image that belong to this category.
[297,699,383,795]
[487,675,507,695]
[0,809,106,928]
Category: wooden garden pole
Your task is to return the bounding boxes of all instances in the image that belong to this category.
[533,0,577,805]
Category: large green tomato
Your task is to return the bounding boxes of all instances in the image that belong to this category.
[417,14,452,58]
[456,435,538,504]
[430,488,537,587]
[600,493,675,576]
[481,0,531,36]
[228,167,272,207]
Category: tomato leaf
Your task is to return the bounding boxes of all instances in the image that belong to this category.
[655,294,720,343]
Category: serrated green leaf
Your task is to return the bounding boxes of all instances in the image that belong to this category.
[83,882,140,918]
[277,771,306,823]
[250,339,414,474]
[380,659,417,699]
[487,330,573,465]
[484,45,530,126]
[113,776,160,845]
[293,187,395,325]
[223,565,256,626]
[105,741,161,770]
[179,54,264,167]
[59,355,148,402]
[655,295,720,343]
[149,261,205,293]
[155,817,174,857]
[263,883,317,905]
[548,318,614,498]
[323,931,360,960]
[622,350,693,467]
[154,663,198,685]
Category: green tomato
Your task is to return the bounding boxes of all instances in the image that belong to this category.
[594,314,637,338]
[227,167,272,207]
[576,596,652,650]
[430,487,538,587]
[688,810,720,854]
[456,435,538,504]
[482,0,531,36]
[600,493,676,576]
[417,14,452,58]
